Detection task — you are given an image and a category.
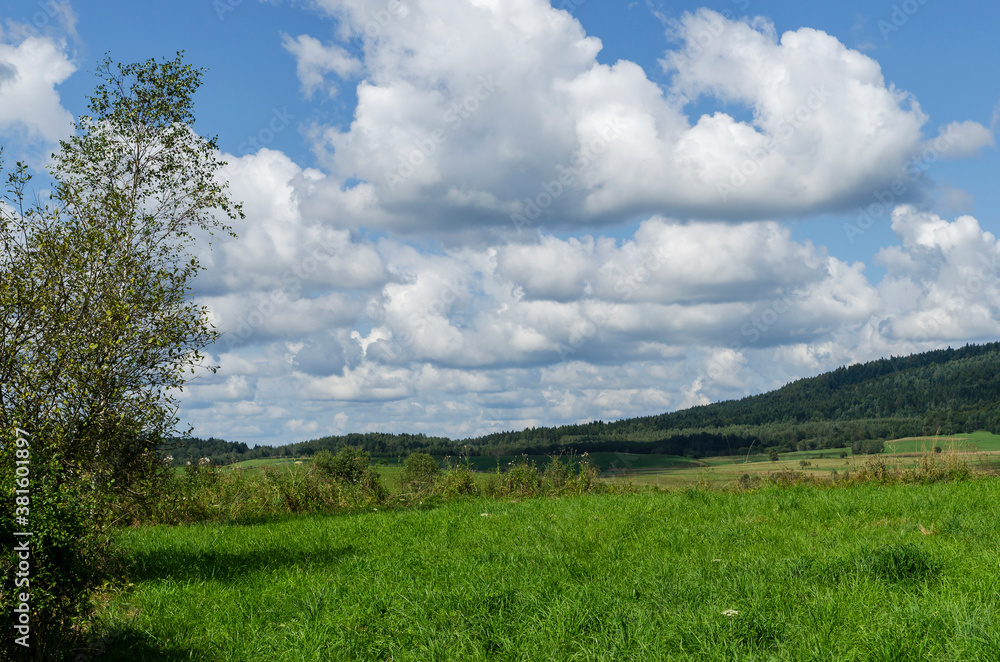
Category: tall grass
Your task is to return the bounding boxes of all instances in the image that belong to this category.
[89,476,1000,661]
[729,451,979,492]
[140,452,623,525]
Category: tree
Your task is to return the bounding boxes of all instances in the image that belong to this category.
[1,52,242,656]
[4,51,242,504]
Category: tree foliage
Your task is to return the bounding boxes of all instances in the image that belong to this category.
[317,446,371,485]
[400,452,440,492]
[1,52,241,657]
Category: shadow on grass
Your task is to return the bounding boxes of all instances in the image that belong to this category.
[90,628,219,662]
[118,543,357,584]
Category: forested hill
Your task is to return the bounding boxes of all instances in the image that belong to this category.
[171,342,1000,464]
[624,342,1000,433]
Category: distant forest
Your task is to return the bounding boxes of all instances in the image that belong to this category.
[165,342,1000,465]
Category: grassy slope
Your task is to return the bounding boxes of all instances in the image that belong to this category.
[884,431,1000,454]
[98,479,1000,661]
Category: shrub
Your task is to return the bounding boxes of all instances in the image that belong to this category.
[316,446,371,485]
[543,455,572,489]
[734,472,762,491]
[766,469,814,486]
[500,458,542,496]
[400,452,440,493]
[1,455,111,660]
[906,453,970,484]
[358,467,388,502]
[851,439,885,455]
[855,456,891,483]
[144,460,391,525]
[563,456,602,494]
[546,453,601,495]
[312,450,336,476]
[440,461,478,497]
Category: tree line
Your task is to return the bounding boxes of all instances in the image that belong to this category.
[173,341,1000,463]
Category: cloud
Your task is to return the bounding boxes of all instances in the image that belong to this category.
[179,196,891,441]
[281,33,362,98]
[875,206,1000,343]
[168,3,999,444]
[930,121,994,159]
[0,35,75,143]
[281,3,985,235]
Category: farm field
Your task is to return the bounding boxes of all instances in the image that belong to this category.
[96,477,1000,660]
[592,432,1000,488]
[884,431,1000,454]
[218,432,1000,492]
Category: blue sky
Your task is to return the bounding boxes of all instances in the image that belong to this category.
[1,0,998,444]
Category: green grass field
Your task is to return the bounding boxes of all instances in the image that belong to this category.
[218,433,1000,492]
[884,431,1000,454]
[94,477,1000,661]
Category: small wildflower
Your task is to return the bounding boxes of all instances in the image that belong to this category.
[722,609,739,617]
[711,558,722,562]
[480,513,489,517]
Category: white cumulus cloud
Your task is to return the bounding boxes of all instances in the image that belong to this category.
[280,2,985,235]
[0,35,75,143]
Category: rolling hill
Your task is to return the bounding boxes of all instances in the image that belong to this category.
[170,342,1000,463]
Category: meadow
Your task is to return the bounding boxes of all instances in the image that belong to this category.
[93,476,1000,661]
[216,432,1000,491]
[79,438,1000,660]
[593,432,1000,489]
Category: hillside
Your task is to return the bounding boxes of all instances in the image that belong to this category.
[170,342,1000,463]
